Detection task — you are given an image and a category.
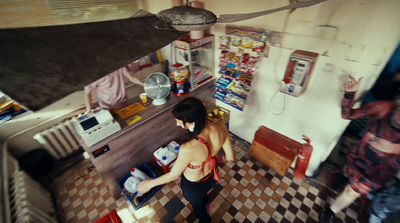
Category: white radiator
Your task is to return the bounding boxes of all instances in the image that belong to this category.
[34,119,81,160]
[9,171,57,223]
[5,155,57,223]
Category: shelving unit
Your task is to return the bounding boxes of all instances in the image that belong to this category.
[0,91,28,124]
[213,25,268,111]
[171,34,215,90]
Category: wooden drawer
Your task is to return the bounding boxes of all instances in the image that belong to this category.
[250,141,292,176]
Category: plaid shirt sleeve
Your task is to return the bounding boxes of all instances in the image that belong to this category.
[341,91,390,120]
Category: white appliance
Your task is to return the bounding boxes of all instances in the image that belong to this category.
[73,108,121,147]
[144,72,171,105]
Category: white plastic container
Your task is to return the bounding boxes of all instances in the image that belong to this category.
[156,147,177,166]
[130,168,150,181]
[124,176,141,195]
[153,147,177,173]
[167,141,180,155]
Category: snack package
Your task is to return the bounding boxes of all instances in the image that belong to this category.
[228,52,236,60]
[232,55,241,62]
[241,53,250,64]
[225,94,246,109]
[215,76,232,89]
[219,67,229,75]
[247,67,256,76]
[239,64,249,74]
[239,74,253,87]
[225,69,233,76]
[221,67,239,79]
[249,55,260,67]
[231,36,242,47]
[226,62,237,71]
[220,50,230,60]
[219,59,228,68]
[227,61,241,73]
[219,36,231,50]
[238,74,246,82]
[232,71,241,79]
[226,81,248,98]
[241,38,253,49]
[252,41,265,53]
[213,89,227,101]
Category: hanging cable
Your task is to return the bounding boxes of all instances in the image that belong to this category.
[268,7,293,116]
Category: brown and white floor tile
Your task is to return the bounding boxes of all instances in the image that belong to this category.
[49,134,365,223]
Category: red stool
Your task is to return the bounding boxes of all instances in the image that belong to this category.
[95,209,122,223]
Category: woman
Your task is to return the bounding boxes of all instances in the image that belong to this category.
[137,97,235,223]
[84,63,144,113]
[319,75,400,223]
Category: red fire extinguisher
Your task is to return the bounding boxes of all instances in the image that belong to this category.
[294,135,313,179]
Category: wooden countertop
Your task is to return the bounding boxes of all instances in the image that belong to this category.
[83,78,216,153]
[79,79,216,198]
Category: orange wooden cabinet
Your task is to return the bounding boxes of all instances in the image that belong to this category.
[249,126,300,176]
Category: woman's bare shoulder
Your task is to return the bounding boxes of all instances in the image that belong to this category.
[209,122,228,133]
[180,139,199,151]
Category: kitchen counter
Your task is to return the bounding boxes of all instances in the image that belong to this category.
[80,79,216,198]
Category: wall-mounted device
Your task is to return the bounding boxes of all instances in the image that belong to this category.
[73,108,121,147]
[280,50,318,97]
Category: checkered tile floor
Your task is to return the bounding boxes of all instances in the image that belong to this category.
[50,134,365,223]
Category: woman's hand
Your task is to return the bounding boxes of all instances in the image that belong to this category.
[137,180,153,194]
[344,75,363,92]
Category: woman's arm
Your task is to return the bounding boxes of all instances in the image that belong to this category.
[84,87,93,113]
[342,95,389,120]
[220,123,234,162]
[126,73,145,86]
[84,78,101,113]
[123,67,145,86]
[341,75,387,120]
[137,144,192,194]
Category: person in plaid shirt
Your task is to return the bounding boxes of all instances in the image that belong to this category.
[319,74,400,223]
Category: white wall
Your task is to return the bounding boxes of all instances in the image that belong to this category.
[206,0,400,175]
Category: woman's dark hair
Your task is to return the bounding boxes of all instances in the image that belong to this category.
[172,97,207,136]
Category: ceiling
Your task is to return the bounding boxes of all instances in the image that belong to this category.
[0,1,184,111]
